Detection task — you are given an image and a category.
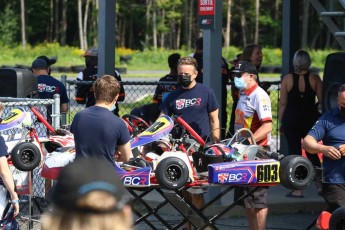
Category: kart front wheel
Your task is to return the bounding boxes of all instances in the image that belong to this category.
[11,142,41,171]
[155,157,189,190]
[279,155,314,190]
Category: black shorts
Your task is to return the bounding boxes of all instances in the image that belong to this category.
[322,183,345,213]
[234,186,268,209]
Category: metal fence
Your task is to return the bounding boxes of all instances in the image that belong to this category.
[0,98,57,229]
[65,79,281,151]
[0,79,281,229]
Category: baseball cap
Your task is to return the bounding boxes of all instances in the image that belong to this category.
[31,58,49,69]
[51,157,129,213]
[230,61,258,75]
[81,47,98,57]
[36,56,57,66]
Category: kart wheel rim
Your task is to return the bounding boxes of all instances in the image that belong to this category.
[294,165,309,181]
[165,164,182,182]
[21,149,35,164]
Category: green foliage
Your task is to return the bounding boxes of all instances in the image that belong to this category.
[0,3,20,46]
[0,43,341,72]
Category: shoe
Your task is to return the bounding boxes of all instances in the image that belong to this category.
[285,191,304,198]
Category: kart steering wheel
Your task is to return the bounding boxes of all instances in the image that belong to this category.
[122,114,150,136]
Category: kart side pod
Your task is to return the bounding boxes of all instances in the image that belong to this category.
[208,155,315,190]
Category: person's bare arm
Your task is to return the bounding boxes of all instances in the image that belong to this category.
[60,103,69,113]
[116,142,131,162]
[0,157,19,216]
[302,135,341,160]
[209,109,220,143]
[253,120,272,144]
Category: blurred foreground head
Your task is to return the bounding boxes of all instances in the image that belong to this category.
[41,157,132,230]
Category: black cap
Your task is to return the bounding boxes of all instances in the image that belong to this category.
[36,56,57,66]
[31,58,49,69]
[51,157,129,213]
[231,61,258,75]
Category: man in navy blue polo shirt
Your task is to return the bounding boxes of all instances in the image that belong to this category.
[160,56,220,214]
[31,58,69,113]
[303,84,345,213]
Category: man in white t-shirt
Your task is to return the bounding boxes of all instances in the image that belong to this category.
[231,61,272,230]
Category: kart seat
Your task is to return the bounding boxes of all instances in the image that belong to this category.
[125,157,153,168]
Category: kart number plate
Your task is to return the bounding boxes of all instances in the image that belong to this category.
[256,163,280,183]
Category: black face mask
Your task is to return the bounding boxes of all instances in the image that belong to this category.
[340,106,345,117]
[178,75,192,87]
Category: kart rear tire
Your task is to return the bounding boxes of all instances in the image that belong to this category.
[11,142,41,171]
[329,207,345,230]
[279,155,314,190]
[155,157,189,190]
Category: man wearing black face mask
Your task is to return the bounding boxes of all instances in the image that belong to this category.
[303,84,345,214]
[160,57,220,216]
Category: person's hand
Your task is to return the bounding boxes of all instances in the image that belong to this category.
[11,199,19,217]
[321,145,341,160]
[338,144,345,156]
[114,150,121,161]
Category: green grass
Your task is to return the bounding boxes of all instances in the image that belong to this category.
[0,43,341,72]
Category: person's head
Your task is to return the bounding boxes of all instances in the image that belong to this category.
[168,53,181,74]
[36,56,57,75]
[194,37,203,52]
[338,84,345,117]
[82,47,98,67]
[93,75,120,106]
[231,61,258,90]
[177,57,198,88]
[41,157,132,230]
[293,49,311,73]
[242,44,263,70]
[31,58,49,76]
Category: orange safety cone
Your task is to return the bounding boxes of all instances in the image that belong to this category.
[316,211,331,230]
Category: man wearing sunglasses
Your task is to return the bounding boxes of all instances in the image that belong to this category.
[231,61,273,230]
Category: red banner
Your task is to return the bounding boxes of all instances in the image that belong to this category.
[198,0,215,16]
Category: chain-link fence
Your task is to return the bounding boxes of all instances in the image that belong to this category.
[0,80,281,229]
[0,98,58,229]
[66,79,281,151]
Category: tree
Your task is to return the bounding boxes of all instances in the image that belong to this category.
[20,0,27,48]
[224,0,232,47]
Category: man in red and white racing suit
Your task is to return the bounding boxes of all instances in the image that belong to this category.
[232,61,273,230]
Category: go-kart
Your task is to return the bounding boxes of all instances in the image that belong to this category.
[117,115,315,191]
[1,107,74,171]
[40,114,315,192]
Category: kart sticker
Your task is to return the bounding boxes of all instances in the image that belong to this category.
[256,162,280,183]
[0,108,26,131]
[115,166,151,187]
[131,115,173,149]
[208,159,280,185]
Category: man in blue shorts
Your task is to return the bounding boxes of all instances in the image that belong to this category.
[303,84,345,213]
[160,56,220,212]
[71,75,131,164]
